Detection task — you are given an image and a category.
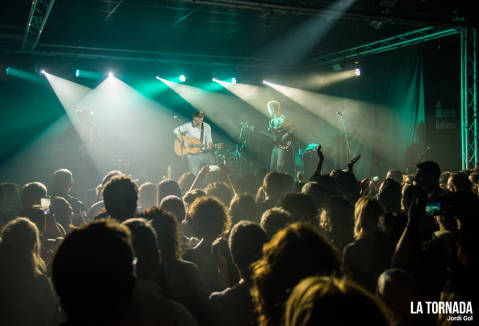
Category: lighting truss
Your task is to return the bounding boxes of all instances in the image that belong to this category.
[461,27,478,169]
[308,26,460,67]
[308,25,477,170]
[11,43,282,68]
[20,0,56,51]
[173,1,470,26]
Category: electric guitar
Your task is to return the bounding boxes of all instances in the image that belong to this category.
[240,121,293,150]
[174,135,224,156]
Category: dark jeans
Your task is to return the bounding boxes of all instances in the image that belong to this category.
[270,146,287,172]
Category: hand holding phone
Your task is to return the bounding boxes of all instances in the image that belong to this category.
[209,164,219,172]
[425,202,441,216]
[41,197,51,210]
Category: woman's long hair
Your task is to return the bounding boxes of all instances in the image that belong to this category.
[0,217,46,277]
[353,196,384,240]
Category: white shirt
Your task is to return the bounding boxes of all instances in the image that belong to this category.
[173,121,213,145]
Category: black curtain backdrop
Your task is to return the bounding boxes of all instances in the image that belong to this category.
[316,46,427,178]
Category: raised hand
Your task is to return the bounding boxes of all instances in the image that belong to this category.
[211,237,228,268]
[311,145,324,179]
[219,163,239,195]
[347,153,361,173]
[317,145,324,162]
[212,237,231,287]
[407,194,426,229]
[189,165,210,191]
[198,165,210,177]
[218,163,231,176]
[349,154,361,166]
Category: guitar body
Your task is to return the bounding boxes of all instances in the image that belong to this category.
[174,135,225,157]
[240,121,293,150]
[174,136,202,156]
[270,128,293,150]
[278,140,293,151]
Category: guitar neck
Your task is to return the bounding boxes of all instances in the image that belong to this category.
[258,129,288,139]
[186,142,220,148]
[240,122,291,149]
[257,130,275,139]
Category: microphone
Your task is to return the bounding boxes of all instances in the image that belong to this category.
[336,112,344,116]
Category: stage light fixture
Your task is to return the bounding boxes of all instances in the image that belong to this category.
[231,77,237,84]
[212,78,218,82]
[108,71,114,77]
[179,75,186,82]
[40,69,46,75]
[5,67,11,74]
[73,69,105,80]
[355,68,361,76]
[331,63,343,72]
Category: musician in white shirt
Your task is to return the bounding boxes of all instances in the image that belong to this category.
[173,111,215,175]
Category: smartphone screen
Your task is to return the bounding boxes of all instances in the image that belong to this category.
[209,165,219,172]
[41,197,51,210]
[425,202,441,215]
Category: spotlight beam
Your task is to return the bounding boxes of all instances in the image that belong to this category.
[263,81,399,172]
[157,77,256,147]
[43,72,93,110]
[216,80,314,147]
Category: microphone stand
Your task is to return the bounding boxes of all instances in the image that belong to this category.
[236,125,247,169]
[416,146,431,164]
[338,113,351,162]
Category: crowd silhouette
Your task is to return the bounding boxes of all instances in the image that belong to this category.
[0,147,477,325]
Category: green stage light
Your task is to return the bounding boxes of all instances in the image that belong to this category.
[74,69,104,79]
[179,75,186,82]
[231,77,237,84]
[4,66,44,83]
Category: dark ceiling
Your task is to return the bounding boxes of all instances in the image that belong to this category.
[0,0,473,68]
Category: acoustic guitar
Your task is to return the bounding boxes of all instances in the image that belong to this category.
[174,135,224,156]
[240,121,293,150]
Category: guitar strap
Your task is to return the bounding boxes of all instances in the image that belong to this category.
[200,122,204,145]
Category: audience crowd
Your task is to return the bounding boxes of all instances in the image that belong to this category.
[0,149,477,325]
